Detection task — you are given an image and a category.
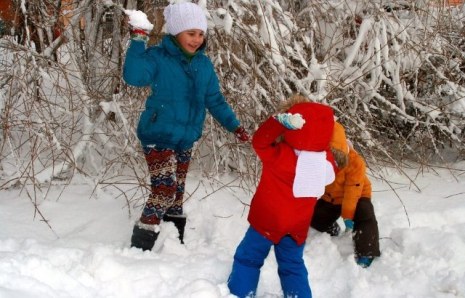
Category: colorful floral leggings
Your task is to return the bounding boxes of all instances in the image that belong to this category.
[139,147,192,225]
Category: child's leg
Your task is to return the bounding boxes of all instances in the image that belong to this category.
[228,226,273,298]
[311,199,342,235]
[140,147,177,224]
[353,198,381,258]
[275,236,311,298]
[131,147,177,250]
[166,149,192,216]
[163,149,192,244]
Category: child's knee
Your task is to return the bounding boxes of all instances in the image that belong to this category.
[354,198,376,221]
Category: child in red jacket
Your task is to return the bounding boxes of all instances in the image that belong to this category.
[228,95,337,298]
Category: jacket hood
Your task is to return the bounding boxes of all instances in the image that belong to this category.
[283,102,334,151]
[331,122,349,154]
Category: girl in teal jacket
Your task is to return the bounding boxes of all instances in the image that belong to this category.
[123,2,248,251]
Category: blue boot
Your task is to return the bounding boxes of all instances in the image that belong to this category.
[356,256,374,268]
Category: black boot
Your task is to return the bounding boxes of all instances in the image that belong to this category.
[163,214,187,244]
[131,223,159,251]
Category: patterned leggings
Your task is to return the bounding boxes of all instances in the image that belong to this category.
[139,147,192,225]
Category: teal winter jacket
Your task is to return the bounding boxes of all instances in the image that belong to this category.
[123,35,240,150]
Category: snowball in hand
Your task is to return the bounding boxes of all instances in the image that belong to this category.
[288,113,306,129]
[275,113,306,130]
[124,9,154,32]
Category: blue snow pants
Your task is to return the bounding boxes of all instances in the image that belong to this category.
[228,226,312,298]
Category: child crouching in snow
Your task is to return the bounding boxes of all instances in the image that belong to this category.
[228,95,338,298]
[310,122,381,268]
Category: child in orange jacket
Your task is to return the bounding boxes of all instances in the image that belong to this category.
[311,122,381,268]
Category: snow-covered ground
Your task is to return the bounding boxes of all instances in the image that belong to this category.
[1,162,464,298]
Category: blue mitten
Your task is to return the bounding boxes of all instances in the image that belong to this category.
[343,219,354,232]
[274,113,306,130]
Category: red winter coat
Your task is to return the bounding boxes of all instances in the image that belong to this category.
[248,116,337,245]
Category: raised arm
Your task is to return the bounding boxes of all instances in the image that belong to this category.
[122,40,158,87]
[252,116,287,162]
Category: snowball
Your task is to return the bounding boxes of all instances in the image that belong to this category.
[124,9,154,32]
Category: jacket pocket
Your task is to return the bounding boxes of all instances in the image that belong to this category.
[137,107,176,144]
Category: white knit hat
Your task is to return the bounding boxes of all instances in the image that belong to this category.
[163,2,208,36]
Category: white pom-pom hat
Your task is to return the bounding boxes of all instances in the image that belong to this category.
[163,2,208,36]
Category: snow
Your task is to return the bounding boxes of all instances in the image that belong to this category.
[1,1,465,297]
[124,10,154,32]
[1,162,464,298]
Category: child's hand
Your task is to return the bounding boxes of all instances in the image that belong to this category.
[343,219,354,233]
[274,113,306,130]
[234,126,250,142]
[124,10,154,34]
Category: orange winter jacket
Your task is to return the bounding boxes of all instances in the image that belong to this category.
[321,148,371,220]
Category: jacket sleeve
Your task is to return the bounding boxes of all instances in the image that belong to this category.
[204,60,240,132]
[341,150,367,220]
[252,116,287,162]
[122,40,158,87]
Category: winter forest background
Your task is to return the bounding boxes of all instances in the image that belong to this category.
[1,0,464,204]
[1,0,465,297]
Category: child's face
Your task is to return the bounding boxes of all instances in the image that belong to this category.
[176,29,205,54]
